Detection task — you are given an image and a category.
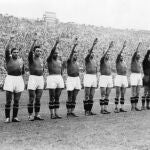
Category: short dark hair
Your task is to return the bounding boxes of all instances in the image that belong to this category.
[33,45,41,52]
[11,48,17,53]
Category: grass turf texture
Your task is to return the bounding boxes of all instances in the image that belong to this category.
[0,88,150,150]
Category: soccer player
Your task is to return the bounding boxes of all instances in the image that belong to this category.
[3,36,25,123]
[142,49,150,110]
[46,37,64,119]
[99,41,114,114]
[130,42,142,111]
[66,38,81,117]
[83,38,98,116]
[114,41,128,113]
[27,37,44,121]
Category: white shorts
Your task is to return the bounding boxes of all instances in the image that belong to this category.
[3,75,24,93]
[99,75,113,88]
[83,74,97,88]
[27,75,44,90]
[46,75,64,89]
[114,75,128,87]
[130,73,143,86]
[66,76,81,91]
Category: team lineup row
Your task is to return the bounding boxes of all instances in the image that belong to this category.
[3,36,150,123]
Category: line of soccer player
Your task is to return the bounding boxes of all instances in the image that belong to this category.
[3,35,150,123]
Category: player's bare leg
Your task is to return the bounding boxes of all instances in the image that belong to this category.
[54,88,62,119]
[120,87,127,112]
[71,89,79,117]
[135,85,141,111]
[28,90,35,121]
[66,91,73,117]
[49,89,55,119]
[12,92,21,122]
[5,91,12,123]
[114,86,120,113]
[84,87,90,115]
[34,89,44,120]
[89,87,96,115]
[100,87,106,114]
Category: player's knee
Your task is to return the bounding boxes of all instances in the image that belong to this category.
[29,98,34,104]
[89,94,94,100]
[105,93,110,98]
[5,104,11,108]
[101,91,106,97]
[29,93,35,101]
[35,100,40,106]
[14,100,19,106]
[85,94,89,100]
[55,95,60,102]
[50,95,55,102]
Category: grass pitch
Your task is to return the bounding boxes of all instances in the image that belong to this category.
[0,88,150,150]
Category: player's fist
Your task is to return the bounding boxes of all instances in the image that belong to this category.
[93,38,98,45]
[122,40,127,49]
[108,41,114,49]
[33,32,39,41]
[136,42,142,51]
[73,37,78,46]
[56,37,60,44]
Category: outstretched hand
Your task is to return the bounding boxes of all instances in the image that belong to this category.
[33,32,39,41]
[56,37,60,44]
[93,38,98,46]
[136,42,142,52]
[122,40,127,49]
[73,37,78,46]
[108,41,114,49]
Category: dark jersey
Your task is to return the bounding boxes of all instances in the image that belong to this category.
[85,54,97,74]
[100,57,111,75]
[116,61,127,75]
[47,43,62,75]
[131,60,141,73]
[5,48,24,76]
[67,59,79,77]
[47,59,62,75]
[28,51,43,76]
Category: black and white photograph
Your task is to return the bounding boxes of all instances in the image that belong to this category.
[0,0,150,149]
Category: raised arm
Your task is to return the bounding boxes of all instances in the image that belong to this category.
[119,40,127,55]
[85,38,98,61]
[68,38,78,61]
[136,42,142,52]
[47,37,59,62]
[5,37,13,62]
[103,41,114,58]
[132,42,142,62]
[116,41,127,63]
[28,39,36,64]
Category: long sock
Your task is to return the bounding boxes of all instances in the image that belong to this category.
[13,104,19,118]
[88,100,93,112]
[141,96,146,108]
[146,96,150,109]
[130,97,135,109]
[34,103,40,114]
[115,98,119,105]
[5,104,11,118]
[83,100,89,112]
[28,104,33,114]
